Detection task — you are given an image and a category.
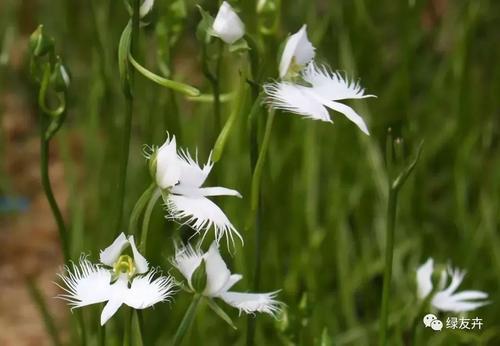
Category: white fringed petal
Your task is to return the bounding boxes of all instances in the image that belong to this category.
[176,149,213,188]
[302,62,375,101]
[263,82,331,122]
[203,242,231,297]
[212,1,245,44]
[416,258,434,299]
[171,243,204,287]
[124,271,175,309]
[219,291,282,316]
[128,235,149,274]
[139,0,155,18]
[57,258,112,308]
[279,25,315,78]
[99,233,129,267]
[416,259,489,313]
[165,194,242,245]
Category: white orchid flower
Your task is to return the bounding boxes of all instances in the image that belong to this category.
[172,242,281,316]
[264,61,374,135]
[279,25,315,79]
[139,0,155,18]
[56,233,175,325]
[211,1,245,44]
[416,258,489,312]
[146,135,242,246]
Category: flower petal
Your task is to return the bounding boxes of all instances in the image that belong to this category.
[139,0,155,18]
[212,1,245,44]
[219,274,243,293]
[171,243,204,286]
[99,233,129,267]
[165,194,242,245]
[128,235,149,274]
[124,271,176,309]
[264,82,331,122]
[432,291,489,312]
[177,149,213,188]
[203,242,232,296]
[279,25,315,78]
[57,257,113,308]
[156,135,181,189]
[416,258,434,300]
[302,62,375,101]
[219,291,282,316]
[101,299,124,326]
[198,187,242,198]
[441,267,466,296]
[304,90,370,135]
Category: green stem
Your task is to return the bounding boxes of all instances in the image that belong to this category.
[172,295,202,346]
[40,117,70,262]
[128,54,200,96]
[247,104,273,346]
[139,187,161,253]
[378,188,398,346]
[115,0,140,236]
[123,307,132,346]
[128,182,156,235]
[250,108,276,211]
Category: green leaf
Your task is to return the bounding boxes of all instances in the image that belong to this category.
[118,20,132,94]
[191,259,207,292]
[206,298,237,330]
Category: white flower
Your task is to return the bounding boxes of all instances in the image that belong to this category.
[416,258,489,312]
[56,233,175,325]
[172,242,281,316]
[264,62,375,135]
[279,25,315,79]
[211,1,245,44]
[148,135,242,246]
[140,0,155,18]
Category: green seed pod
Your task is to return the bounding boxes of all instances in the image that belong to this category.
[29,25,54,57]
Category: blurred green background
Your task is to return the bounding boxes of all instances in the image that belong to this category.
[1,0,499,345]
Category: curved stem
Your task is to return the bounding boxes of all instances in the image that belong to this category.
[40,117,70,262]
[139,187,161,253]
[172,295,202,346]
[128,53,200,96]
[128,182,156,235]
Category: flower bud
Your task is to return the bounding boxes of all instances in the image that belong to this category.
[51,59,71,92]
[190,259,207,293]
[29,25,54,57]
[211,2,245,44]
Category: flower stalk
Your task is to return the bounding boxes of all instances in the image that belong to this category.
[172,294,202,346]
[139,187,161,253]
[378,138,423,346]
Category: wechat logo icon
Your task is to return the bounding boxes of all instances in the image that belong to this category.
[423,314,443,331]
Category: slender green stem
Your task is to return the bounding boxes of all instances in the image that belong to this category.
[139,188,161,253]
[250,108,276,211]
[123,307,132,346]
[172,295,202,346]
[129,182,156,235]
[40,117,70,262]
[115,0,140,236]
[378,188,398,346]
[247,105,274,346]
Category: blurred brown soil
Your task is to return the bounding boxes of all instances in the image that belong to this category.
[0,89,68,345]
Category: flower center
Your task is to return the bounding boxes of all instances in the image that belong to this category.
[113,255,136,280]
